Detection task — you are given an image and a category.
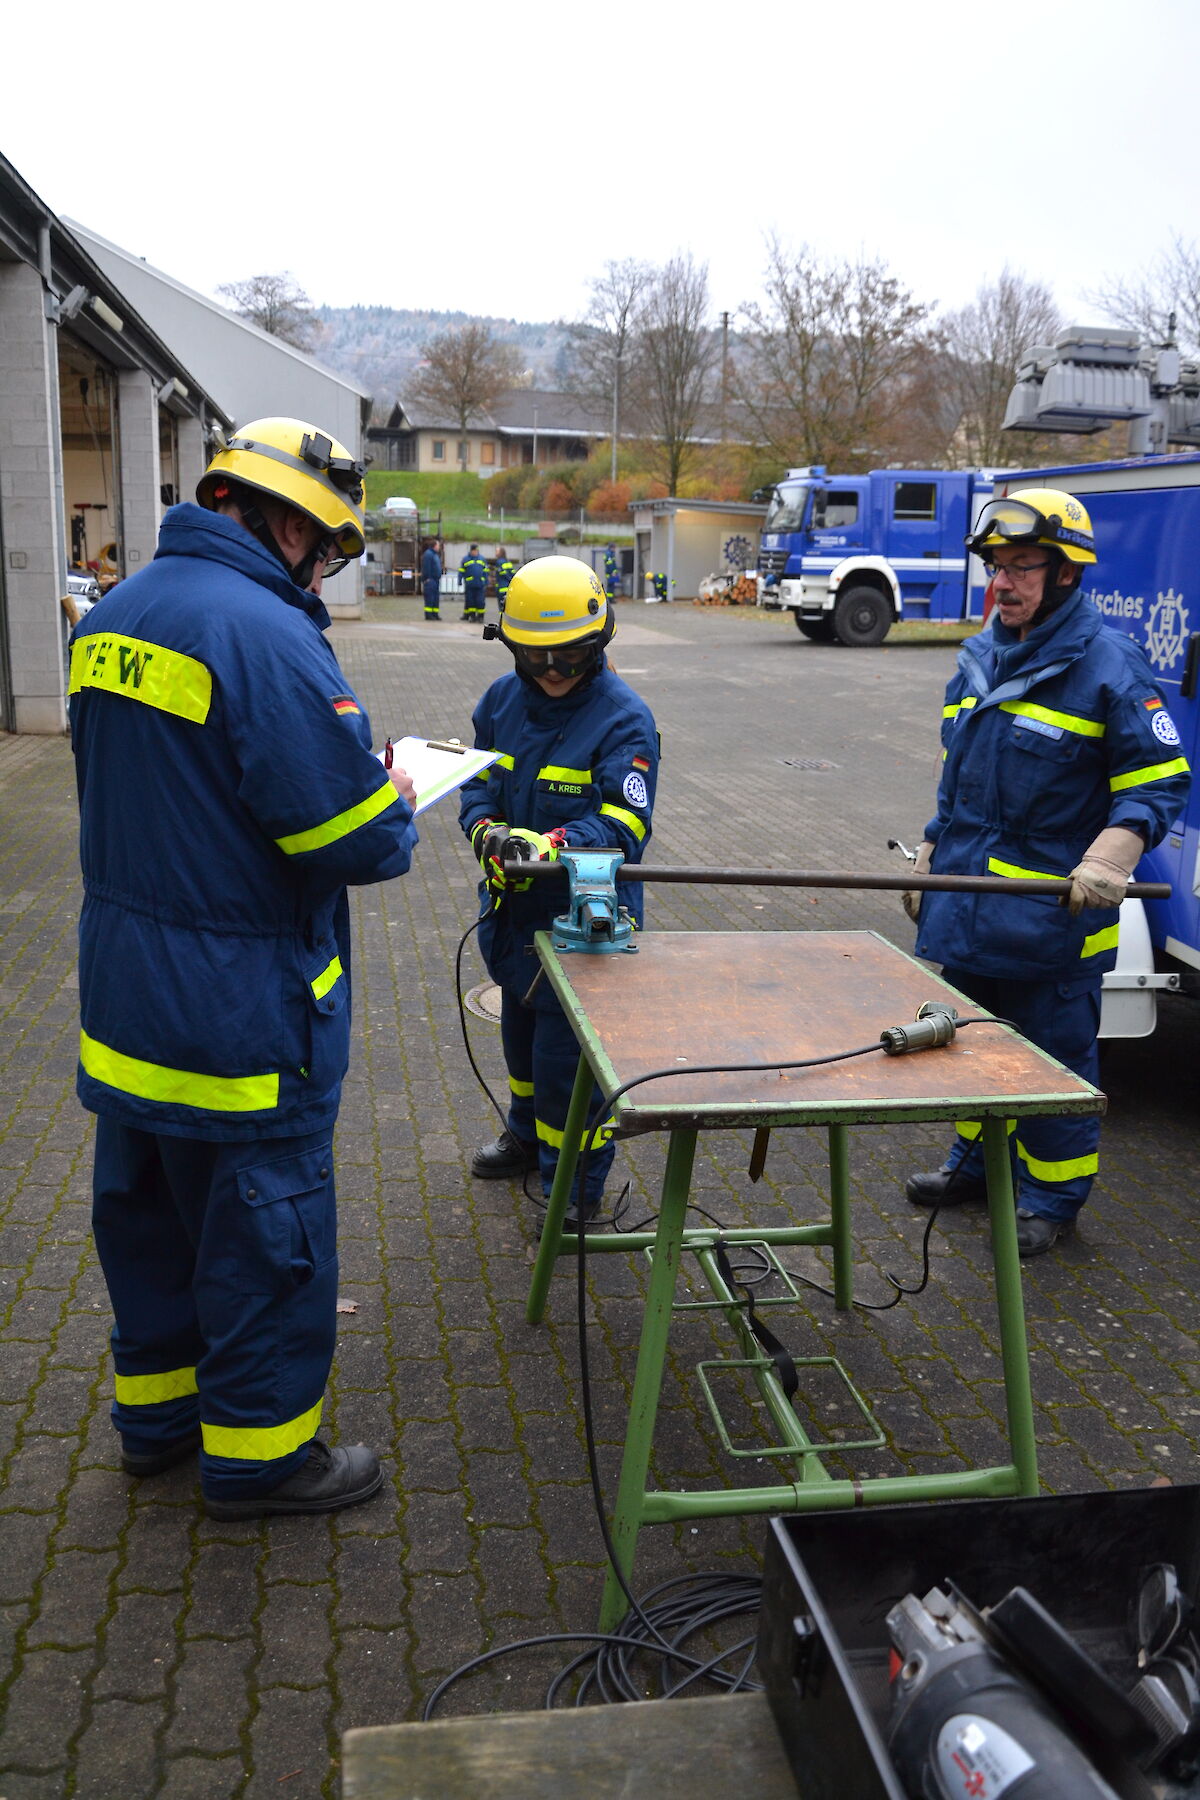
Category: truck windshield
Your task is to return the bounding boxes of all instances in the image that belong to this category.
[764,485,810,533]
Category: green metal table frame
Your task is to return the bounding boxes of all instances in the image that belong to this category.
[523,931,1106,1632]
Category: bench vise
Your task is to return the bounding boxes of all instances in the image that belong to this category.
[550,850,637,955]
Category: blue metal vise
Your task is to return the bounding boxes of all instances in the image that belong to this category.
[550,850,637,954]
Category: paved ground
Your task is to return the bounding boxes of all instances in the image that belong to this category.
[1,596,1198,1798]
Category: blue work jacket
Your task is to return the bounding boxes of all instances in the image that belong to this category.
[69,504,418,1140]
[459,664,659,1003]
[460,554,488,590]
[917,591,1190,982]
[421,547,442,582]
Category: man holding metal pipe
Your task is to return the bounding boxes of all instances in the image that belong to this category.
[901,488,1189,1256]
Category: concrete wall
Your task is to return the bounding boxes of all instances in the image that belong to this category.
[0,261,69,732]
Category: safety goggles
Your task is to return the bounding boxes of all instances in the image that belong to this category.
[512,642,596,680]
[967,497,1092,557]
[317,539,352,579]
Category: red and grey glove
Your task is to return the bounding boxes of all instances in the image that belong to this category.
[471,819,513,892]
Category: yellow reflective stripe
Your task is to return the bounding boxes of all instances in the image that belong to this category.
[492,751,515,771]
[201,1398,323,1463]
[80,1029,279,1113]
[275,778,399,856]
[599,803,647,841]
[1016,1142,1098,1183]
[538,764,592,784]
[1110,756,1190,792]
[311,956,343,1000]
[535,1115,614,1151]
[70,633,212,724]
[508,1075,535,1098]
[943,696,978,720]
[1000,700,1104,738]
[114,1366,198,1406]
[986,856,1061,880]
[954,1118,1016,1140]
[1081,923,1120,958]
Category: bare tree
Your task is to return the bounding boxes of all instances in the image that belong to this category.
[561,258,654,475]
[216,273,323,352]
[634,254,718,495]
[736,239,933,471]
[1087,235,1200,356]
[411,323,524,470]
[940,268,1062,465]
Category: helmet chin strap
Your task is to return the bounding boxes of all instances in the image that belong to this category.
[1029,554,1081,630]
[227,491,325,590]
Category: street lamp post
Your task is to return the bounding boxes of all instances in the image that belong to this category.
[611,352,622,485]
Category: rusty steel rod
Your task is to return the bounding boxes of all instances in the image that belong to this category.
[513,861,1171,899]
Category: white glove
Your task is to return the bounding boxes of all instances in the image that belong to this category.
[1068,825,1144,916]
[902,841,934,923]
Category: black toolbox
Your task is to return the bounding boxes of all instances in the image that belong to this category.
[757,1487,1200,1799]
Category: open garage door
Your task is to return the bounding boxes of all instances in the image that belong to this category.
[58,335,121,590]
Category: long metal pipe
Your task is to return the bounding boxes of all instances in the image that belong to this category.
[516,862,1171,899]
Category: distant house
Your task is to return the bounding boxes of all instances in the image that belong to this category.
[368,389,612,474]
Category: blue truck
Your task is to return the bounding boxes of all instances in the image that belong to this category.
[757,465,995,644]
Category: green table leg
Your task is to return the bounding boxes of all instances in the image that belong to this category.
[982,1115,1039,1497]
[828,1123,853,1311]
[598,1127,698,1632]
[525,1052,594,1326]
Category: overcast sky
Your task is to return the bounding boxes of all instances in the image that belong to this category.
[5,0,1196,334]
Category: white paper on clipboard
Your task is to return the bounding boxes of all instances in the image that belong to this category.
[377,736,497,814]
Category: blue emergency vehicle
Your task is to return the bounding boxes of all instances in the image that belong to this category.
[757,466,996,644]
[990,456,1200,1036]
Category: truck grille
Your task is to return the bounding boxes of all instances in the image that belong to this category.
[758,549,789,577]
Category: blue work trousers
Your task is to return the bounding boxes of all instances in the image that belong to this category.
[91,1119,338,1497]
[499,988,615,1203]
[423,579,441,618]
[941,969,1101,1222]
[463,582,486,620]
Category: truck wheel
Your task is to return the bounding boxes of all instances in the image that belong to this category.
[832,586,891,647]
[795,615,835,642]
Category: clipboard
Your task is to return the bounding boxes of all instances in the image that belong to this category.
[378,735,498,814]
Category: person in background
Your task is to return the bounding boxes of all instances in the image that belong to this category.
[70,417,419,1516]
[603,541,621,603]
[460,557,659,1228]
[461,544,488,623]
[902,487,1190,1256]
[421,538,443,620]
[495,551,516,610]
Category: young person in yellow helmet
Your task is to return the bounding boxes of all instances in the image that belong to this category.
[459,556,659,1227]
[902,488,1190,1256]
[70,418,420,1516]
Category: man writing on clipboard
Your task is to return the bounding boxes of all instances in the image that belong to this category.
[69,418,419,1520]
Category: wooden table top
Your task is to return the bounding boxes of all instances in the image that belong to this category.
[342,1691,799,1799]
[535,931,1105,1133]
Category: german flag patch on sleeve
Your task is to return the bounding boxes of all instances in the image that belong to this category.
[631,754,650,772]
[331,694,361,717]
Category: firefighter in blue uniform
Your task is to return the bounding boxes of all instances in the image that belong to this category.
[459,557,659,1225]
[460,544,488,622]
[70,417,420,1516]
[421,538,442,619]
[603,541,621,603]
[903,488,1190,1256]
[494,552,516,610]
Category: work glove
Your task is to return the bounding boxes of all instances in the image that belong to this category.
[470,819,514,894]
[902,841,934,924]
[500,827,564,892]
[1068,825,1144,916]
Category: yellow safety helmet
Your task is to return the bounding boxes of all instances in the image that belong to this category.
[499,556,614,649]
[197,417,367,560]
[965,487,1096,565]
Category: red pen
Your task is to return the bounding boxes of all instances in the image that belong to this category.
[383,737,393,769]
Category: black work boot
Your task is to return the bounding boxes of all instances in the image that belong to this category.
[471,1130,539,1179]
[203,1441,382,1521]
[1015,1209,1074,1258]
[905,1161,988,1208]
